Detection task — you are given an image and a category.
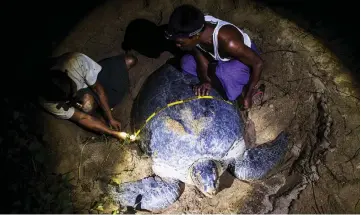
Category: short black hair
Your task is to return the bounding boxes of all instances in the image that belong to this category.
[166,4,205,39]
[40,69,76,102]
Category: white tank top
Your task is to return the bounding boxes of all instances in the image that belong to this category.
[197,15,252,62]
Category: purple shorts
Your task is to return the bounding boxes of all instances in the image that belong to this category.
[181,43,260,101]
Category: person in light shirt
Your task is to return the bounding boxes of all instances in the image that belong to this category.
[38,52,137,140]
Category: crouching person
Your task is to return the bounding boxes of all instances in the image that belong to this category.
[38,52,137,140]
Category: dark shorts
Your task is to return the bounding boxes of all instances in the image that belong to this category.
[77,54,129,108]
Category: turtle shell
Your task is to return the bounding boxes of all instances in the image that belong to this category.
[131,64,246,182]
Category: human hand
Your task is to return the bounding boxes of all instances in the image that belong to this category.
[109,118,121,131]
[193,82,212,96]
[113,132,138,142]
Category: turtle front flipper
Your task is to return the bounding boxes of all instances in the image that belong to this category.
[108,176,183,211]
[231,131,289,180]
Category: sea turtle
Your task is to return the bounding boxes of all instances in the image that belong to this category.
[108,64,288,211]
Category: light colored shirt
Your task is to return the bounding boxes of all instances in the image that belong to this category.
[40,52,102,119]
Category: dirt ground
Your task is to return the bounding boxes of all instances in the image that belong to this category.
[38,0,359,213]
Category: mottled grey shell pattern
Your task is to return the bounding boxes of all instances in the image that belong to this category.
[131,64,245,169]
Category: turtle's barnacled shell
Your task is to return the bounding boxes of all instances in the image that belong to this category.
[131,64,246,183]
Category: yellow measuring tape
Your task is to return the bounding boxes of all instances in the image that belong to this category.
[134,95,233,137]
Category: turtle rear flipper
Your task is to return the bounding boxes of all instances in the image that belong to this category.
[231,131,288,180]
[108,176,183,211]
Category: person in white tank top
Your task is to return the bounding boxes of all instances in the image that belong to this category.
[166,4,264,109]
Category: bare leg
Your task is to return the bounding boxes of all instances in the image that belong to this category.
[237,83,265,110]
[236,85,248,110]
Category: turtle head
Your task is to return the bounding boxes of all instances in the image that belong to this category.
[190,160,221,197]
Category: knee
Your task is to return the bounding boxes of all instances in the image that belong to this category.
[124,54,138,70]
[79,93,96,113]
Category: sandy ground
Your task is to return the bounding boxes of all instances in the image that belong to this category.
[38,0,359,213]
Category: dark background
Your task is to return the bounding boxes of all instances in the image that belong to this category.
[7,0,360,97]
[10,0,361,85]
[255,0,359,82]
[2,0,359,213]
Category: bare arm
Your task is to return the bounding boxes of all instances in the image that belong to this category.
[219,26,263,105]
[90,81,121,130]
[189,48,214,96]
[191,47,211,83]
[70,109,135,141]
[70,108,118,137]
[226,42,263,94]
[91,81,112,120]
